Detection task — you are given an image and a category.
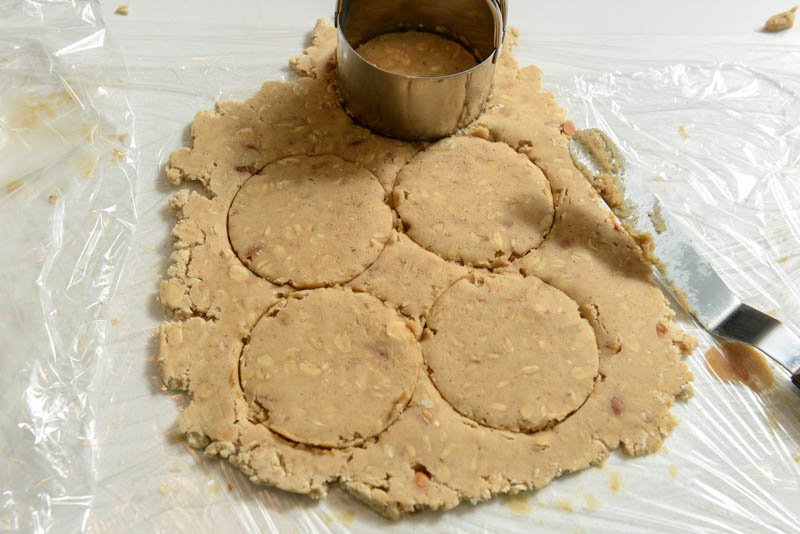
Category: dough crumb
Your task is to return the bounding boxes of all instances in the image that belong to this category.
[764,6,797,32]
[608,470,623,493]
[114,5,129,15]
[77,153,96,179]
[5,179,23,194]
[554,498,574,513]
[584,493,601,510]
[335,510,355,525]
[648,204,667,234]
[504,493,532,515]
[667,464,679,478]
[205,479,222,495]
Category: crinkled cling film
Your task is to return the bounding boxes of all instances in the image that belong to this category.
[1,2,799,533]
[1,2,137,532]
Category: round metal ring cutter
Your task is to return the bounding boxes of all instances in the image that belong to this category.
[335,0,507,141]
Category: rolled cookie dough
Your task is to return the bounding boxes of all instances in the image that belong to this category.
[394,136,554,267]
[228,155,392,288]
[423,273,598,432]
[240,288,421,447]
[159,20,694,519]
[356,31,477,77]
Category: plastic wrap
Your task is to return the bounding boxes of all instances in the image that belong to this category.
[2,2,799,532]
[1,1,137,532]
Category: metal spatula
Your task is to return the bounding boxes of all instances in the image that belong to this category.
[569,128,800,390]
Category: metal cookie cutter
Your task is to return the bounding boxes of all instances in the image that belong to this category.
[335,0,507,141]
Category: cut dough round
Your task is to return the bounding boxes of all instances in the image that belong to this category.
[356,31,477,77]
[239,288,421,447]
[423,273,599,432]
[228,155,393,288]
[393,136,554,267]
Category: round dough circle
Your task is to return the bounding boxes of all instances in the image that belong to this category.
[239,288,422,447]
[228,155,393,288]
[423,274,599,432]
[393,136,554,267]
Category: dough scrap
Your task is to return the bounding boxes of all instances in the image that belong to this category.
[764,6,797,33]
[423,273,599,432]
[228,155,392,288]
[394,136,554,267]
[356,31,477,77]
[348,231,470,333]
[240,288,421,447]
[159,20,694,518]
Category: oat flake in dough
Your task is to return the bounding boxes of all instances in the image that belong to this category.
[158,20,695,518]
